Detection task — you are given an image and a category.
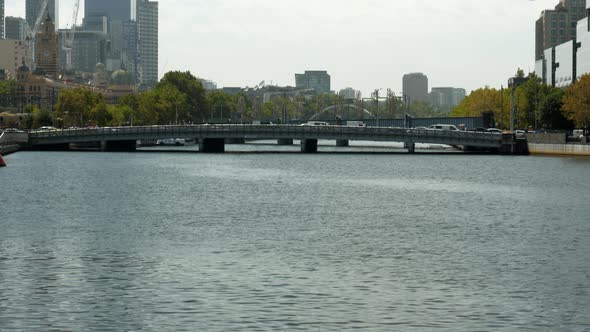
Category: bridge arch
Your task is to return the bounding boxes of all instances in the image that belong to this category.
[309,104,376,121]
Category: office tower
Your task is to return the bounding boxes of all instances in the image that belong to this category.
[5,17,28,40]
[26,0,59,32]
[535,0,587,60]
[429,87,466,113]
[137,0,158,88]
[85,0,134,21]
[295,71,331,94]
[402,73,429,104]
[1,0,4,39]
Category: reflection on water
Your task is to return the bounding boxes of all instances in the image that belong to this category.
[1,150,590,331]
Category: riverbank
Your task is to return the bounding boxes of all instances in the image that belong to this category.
[0,145,20,156]
[528,143,590,156]
[526,133,590,156]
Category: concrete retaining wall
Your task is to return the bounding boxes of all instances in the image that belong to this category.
[526,133,567,144]
[528,143,590,156]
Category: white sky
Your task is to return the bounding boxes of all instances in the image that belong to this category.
[5,0,563,96]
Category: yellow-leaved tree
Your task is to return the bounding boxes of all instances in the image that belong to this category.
[563,74,590,128]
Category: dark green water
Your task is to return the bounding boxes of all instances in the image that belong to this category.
[1,150,589,331]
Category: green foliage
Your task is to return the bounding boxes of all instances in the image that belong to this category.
[31,107,53,128]
[54,88,105,127]
[539,89,572,130]
[157,71,207,122]
[407,102,447,118]
[207,90,235,122]
[0,80,17,107]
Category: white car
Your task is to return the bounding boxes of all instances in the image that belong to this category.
[486,128,503,134]
[428,124,460,131]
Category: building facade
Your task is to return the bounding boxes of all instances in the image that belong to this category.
[85,0,134,21]
[535,0,587,61]
[137,0,158,88]
[295,71,331,94]
[1,0,5,39]
[537,1,590,87]
[5,17,28,41]
[26,0,58,32]
[59,30,108,74]
[0,39,27,78]
[339,87,358,100]
[429,87,466,113]
[35,15,58,78]
[402,73,429,104]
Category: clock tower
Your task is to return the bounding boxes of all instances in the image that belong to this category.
[36,14,58,78]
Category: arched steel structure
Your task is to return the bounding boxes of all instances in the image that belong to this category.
[309,104,376,121]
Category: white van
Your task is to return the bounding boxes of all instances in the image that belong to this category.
[302,121,330,126]
[428,124,459,131]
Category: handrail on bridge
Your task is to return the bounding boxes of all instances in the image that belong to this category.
[27,124,503,146]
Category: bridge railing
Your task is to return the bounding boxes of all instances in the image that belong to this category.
[28,124,503,145]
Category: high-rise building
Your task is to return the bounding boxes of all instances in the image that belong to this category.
[0,39,27,77]
[35,14,58,78]
[536,1,590,87]
[1,0,5,39]
[429,87,466,113]
[59,30,108,73]
[295,71,331,94]
[535,0,587,61]
[85,0,135,21]
[5,17,28,40]
[0,0,4,39]
[26,0,59,32]
[402,73,429,105]
[137,0,158,88]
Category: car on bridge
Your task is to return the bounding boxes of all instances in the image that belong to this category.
[301,121,330,126]
[428,124,460,131]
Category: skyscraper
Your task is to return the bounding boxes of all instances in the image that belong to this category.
[137,0,158,88]
[402,73,429,105]
[535,0,587,60]
[85,0,134,21]
[1,0,5,39]
[5,17,28,40]
[295,71,331,94]
[26,0,58,32]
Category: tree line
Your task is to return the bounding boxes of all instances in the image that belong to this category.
[3,70,451,129]
[452,72,590,130]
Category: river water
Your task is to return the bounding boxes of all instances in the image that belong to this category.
[1,145,590,331]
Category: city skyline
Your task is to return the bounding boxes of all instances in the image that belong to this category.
[4,0,568,95]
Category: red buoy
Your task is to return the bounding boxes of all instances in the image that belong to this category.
[0,152,6,167]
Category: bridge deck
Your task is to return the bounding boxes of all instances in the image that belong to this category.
[28,125,503,148]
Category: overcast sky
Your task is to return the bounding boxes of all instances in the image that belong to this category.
[5,0,562,96]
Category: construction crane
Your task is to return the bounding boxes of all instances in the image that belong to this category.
[62,0,81,71]
[24,0,49,70]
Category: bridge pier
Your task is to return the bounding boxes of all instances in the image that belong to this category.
[31,143,70,151]
[405,142,416,154]
[277,138,294,145]
[336,140,349,147]
[200,138,225,153]
[101,140,137,152]
[301,139,318,153]
[226,138,245,144]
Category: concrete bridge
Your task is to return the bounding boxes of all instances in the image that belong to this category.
[23,124,527,154]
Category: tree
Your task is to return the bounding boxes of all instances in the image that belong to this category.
[0,80,17,107]
[157,71,208,122]
[539,89,573,130]
[54,88,104,127]
[206,90,235,123]
[563,74,590,128]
